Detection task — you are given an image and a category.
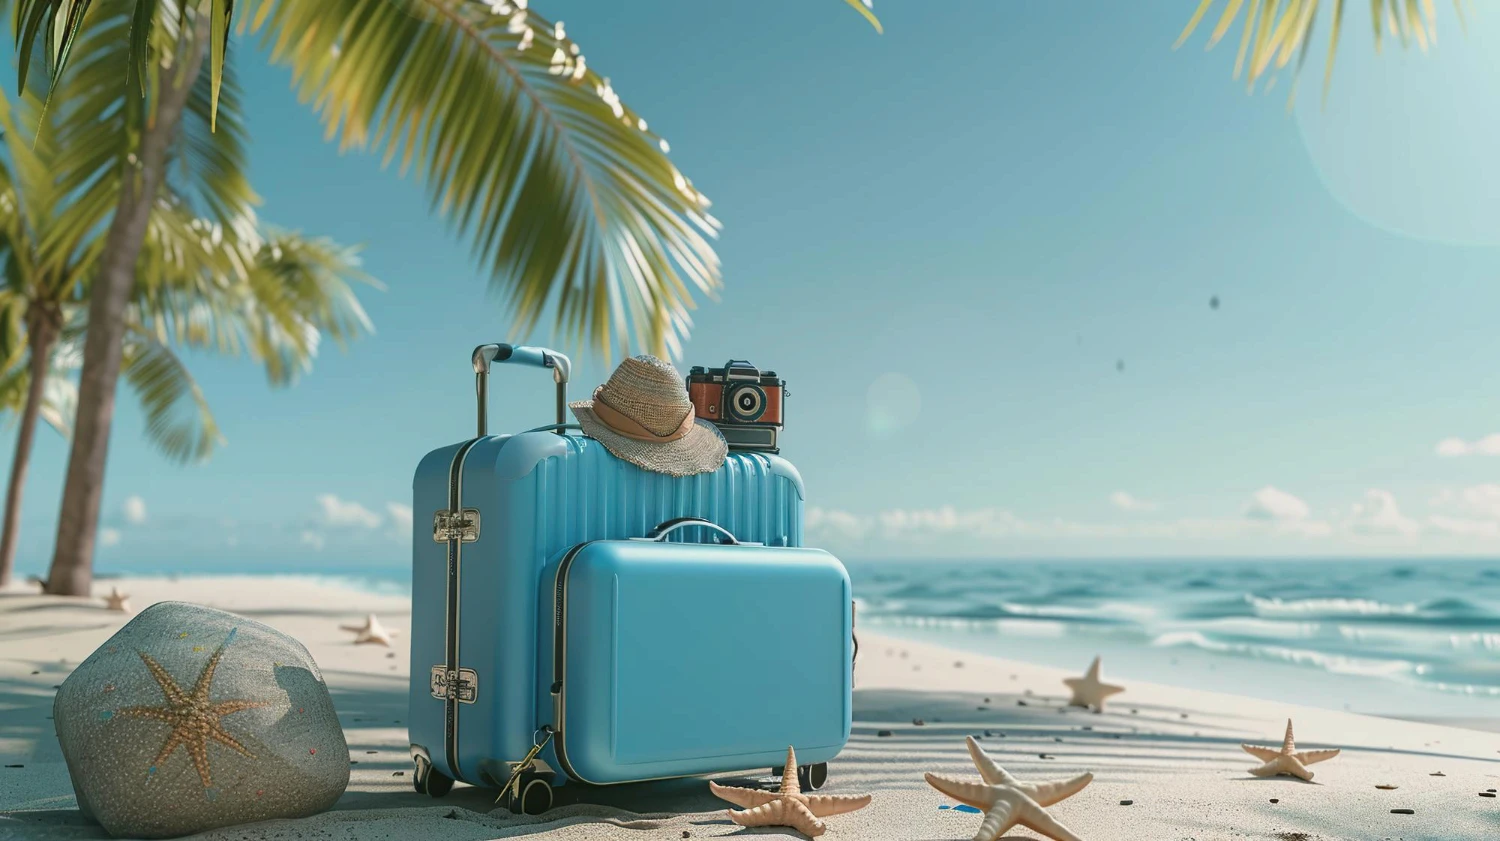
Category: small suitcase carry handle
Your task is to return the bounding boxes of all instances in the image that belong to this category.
[644,517,739,545]
[471,343,573,437]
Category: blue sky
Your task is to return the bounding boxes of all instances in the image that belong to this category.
[8,2,1500,573]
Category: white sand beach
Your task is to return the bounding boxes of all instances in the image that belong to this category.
[2,576,1497,841]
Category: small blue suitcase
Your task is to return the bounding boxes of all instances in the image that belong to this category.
[537,521,853,787]
[408,344,850,813]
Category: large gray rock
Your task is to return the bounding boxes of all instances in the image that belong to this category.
[53,601,349,838]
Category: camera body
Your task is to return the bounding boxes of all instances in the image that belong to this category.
[687,360,786,452]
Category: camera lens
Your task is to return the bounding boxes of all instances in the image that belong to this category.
[727,384,765,422]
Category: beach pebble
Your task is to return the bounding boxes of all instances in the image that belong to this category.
[877,730,893,738]
[1375,785,1397,790]
[1038,754,1055,760]
[1017,700,1028,707]
[53,602,349,838]
[1480,792,1496,798]
[954,661,964,668]
[1391,809,1415,815]
[1269,799,1279,804]
[1431,772,1446,777]
[912,718,925,726]
[1119,800,1133,806]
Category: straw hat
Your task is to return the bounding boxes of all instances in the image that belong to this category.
[570,355,727,477]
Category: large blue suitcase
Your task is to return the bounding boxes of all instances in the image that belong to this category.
[537,523,853,787]
[407,344,838,811]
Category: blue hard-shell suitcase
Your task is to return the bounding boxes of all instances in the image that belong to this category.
[537,521,853,787]
[408,344,843,812]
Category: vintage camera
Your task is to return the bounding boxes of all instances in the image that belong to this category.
[687,360,786,453]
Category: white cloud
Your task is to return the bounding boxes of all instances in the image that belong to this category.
[1432,483,1500,520]
[122,495,147,525]
[99,528,121,548]
[1244,486,1311,522]
[1435,434,1500,457]
[316,494,382,529]
[1109,491,1158,512]
[805,506,866,542]
[1427,515,1500,538]
[300,530,326,550]
[387,502,414,540]
[1347,489,1420,537]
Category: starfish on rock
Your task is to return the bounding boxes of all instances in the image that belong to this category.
[339,613,395,646]
[926,735,1093,841]
[1242,719,1340,781]
[103,587,132,613]
[1062,656,1124,712]
[115,630,268,788]
[709,746,870,837]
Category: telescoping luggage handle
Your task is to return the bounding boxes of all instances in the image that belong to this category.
[471,343,573,437]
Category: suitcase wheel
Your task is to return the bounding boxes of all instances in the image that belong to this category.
[507,773,554,815]
[800,762,829,792]
[412,755,455,798]
[771,762,829,792]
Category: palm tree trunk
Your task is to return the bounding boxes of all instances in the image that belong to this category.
[42,13,210,597]
[0,311,59,590]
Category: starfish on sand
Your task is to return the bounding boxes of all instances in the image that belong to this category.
[114,629,269,788]
[709,746,871,837]
[339,613,396,646]
[1062,656,1124,712]
[1242,719,1340,781]
[926,735,1093,841]
[103,587,131,613]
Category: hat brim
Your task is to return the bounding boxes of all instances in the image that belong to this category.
[569,401,727,477]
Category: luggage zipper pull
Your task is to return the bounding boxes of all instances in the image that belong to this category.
[493,727,554,805]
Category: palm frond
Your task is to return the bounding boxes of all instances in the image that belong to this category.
[42,0,257,266]
[0,317,79,437]
[843,0,883,34]
[14,0,235,127]
[119,322,222,463]
[241,0,720,359]
[1176,0,1464,106]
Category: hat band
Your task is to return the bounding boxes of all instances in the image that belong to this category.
[590,387,695,443]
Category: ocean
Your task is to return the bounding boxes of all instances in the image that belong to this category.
[97,556,1500,722]
[847,558,1500,722]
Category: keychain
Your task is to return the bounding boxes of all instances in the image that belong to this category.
[494,727,554,806]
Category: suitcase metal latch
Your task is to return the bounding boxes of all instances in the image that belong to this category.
[432,508,481,543]
[430,666,479,704]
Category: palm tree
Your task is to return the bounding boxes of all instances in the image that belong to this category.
[0,83,373,590]
[1175,1,1464,105]
[12,0,879,596]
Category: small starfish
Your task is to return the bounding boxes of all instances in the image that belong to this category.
[339,613,395,646]
[1242,719,1340,781]
[709,746,871,837]
[114,630,269,788]
[103,587,131,613]
[1062,656,1124,712]
[926,735,1093,841]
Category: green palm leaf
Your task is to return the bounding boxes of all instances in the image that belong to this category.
[240,0,720,358]
[119,321,221,463]
[1177,0,1465,106]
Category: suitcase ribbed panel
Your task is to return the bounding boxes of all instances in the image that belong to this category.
[409,431,803,787]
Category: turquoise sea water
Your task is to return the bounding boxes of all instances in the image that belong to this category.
[98,557,1500,720]
[846,558,1500,721]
